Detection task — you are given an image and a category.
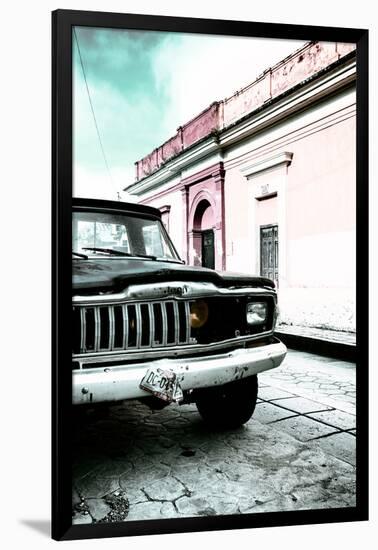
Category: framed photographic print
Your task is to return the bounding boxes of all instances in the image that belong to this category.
[52,8,368,541]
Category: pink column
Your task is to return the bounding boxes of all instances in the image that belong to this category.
[181,187,189,263]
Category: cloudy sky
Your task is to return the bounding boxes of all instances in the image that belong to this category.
[73,27,304,200]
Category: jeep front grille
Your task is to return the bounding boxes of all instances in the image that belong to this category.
[73,301,192,354]
[73,296,275,356]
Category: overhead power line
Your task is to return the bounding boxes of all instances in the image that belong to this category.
[73,28,121,200]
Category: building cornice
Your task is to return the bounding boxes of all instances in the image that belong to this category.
[220,58,355,149]
[140,162,224,205]
[240,152,293,178]
[127,56,355,197]
[127,136,221,196]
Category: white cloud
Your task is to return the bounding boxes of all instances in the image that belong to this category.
[153,34,306,136]
[73,165,136,201]
[74,32,307,200]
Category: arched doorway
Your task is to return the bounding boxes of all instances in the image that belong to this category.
[192,199,215,269]
[183,163,225,270]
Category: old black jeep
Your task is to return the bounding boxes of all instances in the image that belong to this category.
[72,198,286,428]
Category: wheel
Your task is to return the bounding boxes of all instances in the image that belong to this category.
[195,375,258,429]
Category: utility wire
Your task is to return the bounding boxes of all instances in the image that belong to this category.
[73,28,121,200]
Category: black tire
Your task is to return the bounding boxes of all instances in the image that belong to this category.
[195,375,258,429]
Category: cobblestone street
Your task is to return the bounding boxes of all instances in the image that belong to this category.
[72,349,356,524]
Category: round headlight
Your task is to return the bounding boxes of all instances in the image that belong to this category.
[246,302,267,325]
[190,300,209,328]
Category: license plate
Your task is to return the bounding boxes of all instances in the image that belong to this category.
[139,367,184,403]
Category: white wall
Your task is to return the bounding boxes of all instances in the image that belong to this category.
[287,231,356,288]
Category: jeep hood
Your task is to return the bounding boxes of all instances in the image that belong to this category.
[72,258,275,294]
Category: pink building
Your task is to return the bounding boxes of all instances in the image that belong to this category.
[125,41,356,333]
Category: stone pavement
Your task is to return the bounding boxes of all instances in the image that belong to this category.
[260,349,356,413]
[72,349,356,525]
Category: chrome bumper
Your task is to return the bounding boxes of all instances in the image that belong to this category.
[72,339,287,405]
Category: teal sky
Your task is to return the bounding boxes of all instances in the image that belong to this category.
[73,27,304,200]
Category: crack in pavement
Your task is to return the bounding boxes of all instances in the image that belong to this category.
[72,350,356,523]
[170,475,193,497]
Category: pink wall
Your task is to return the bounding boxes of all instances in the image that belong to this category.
[194,201,215,230]
[139,163,225,269]
[133,41,356,182]
[285,115,356,287]
[185,163,225,270]
[223,42,356,127]
[222,92,356,290]
[256,195,278,228]
[182,103,220,149]
[134,104,221,181]
[286,116,356,239]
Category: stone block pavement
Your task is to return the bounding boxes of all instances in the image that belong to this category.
[72,349,356,525]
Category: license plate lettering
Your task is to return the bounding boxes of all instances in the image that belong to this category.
[146,371,156,385]
[140,368,184,403]
[159,377,168,390]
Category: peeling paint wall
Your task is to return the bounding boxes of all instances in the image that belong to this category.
[134,41,356,181]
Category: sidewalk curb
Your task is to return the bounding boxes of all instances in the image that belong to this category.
[275,331,356,362]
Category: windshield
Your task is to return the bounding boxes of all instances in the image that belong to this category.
[72,210,180,261]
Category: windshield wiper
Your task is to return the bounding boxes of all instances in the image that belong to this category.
[155,257,184,264]
[82,247,157,260]
[82,247,132,256]
[78,247,182,263]
[72,250,88,259]
[133,253,157,260]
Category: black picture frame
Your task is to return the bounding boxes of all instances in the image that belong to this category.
[52,9,369,541]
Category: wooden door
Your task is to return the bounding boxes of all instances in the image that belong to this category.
[260,225,278,284]
[201,230,215,269]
